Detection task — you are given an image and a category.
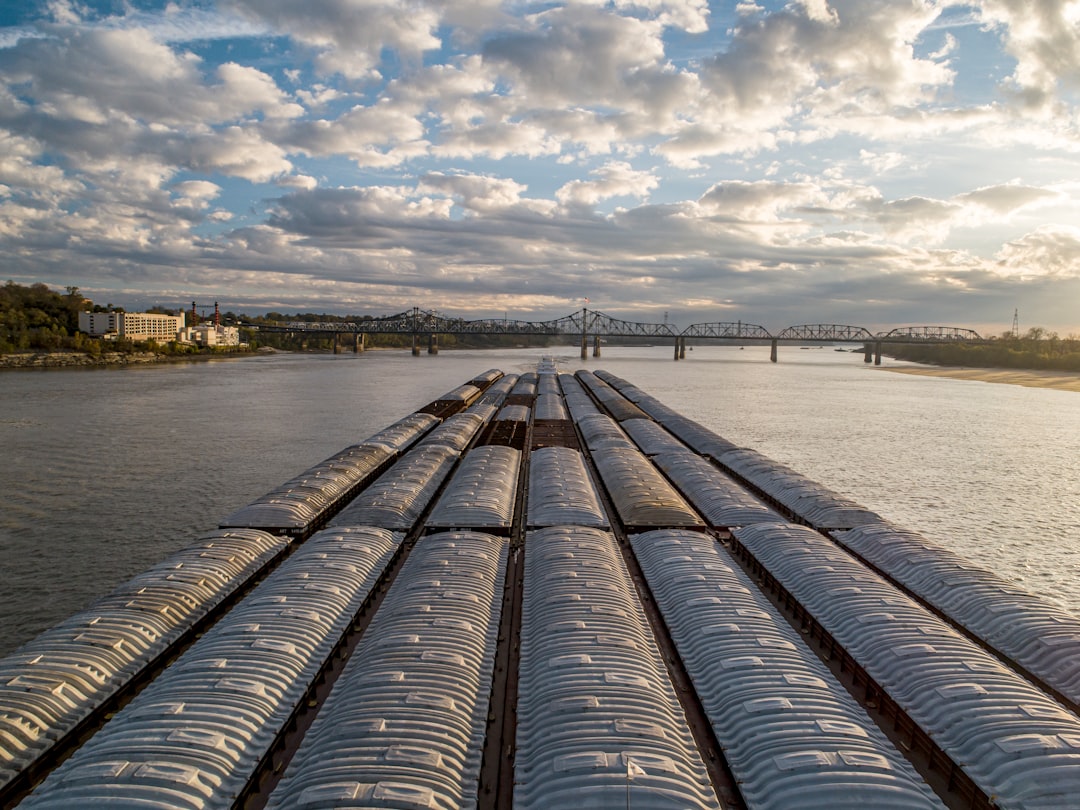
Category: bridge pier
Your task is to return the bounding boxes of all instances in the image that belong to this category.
[875,341,882,366]
[864,342,873,363]
[332,333,340,354]
[581,332,588,360]
[770,339,778,363]
[412,334,421,356]
[674,337,680,361]
[592,335,601,358]
[428,333,439,355]
[679,337,686,360]
[354,333,365,353]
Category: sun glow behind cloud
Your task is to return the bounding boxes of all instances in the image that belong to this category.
[0,0,1078,333]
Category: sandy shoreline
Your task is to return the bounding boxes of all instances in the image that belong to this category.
[880,364,1080,393]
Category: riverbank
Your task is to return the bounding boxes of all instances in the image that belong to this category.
[880,364,1080,392]
[0,348,265,370]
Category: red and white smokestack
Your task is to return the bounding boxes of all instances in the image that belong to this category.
[214,302,220,328]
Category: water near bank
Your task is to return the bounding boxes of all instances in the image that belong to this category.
[881,363,1080,392]
[0,349,262,369]
[1,346,1078,655]
[0,351,170,369]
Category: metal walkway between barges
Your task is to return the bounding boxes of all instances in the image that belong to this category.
[3,362,1080,809]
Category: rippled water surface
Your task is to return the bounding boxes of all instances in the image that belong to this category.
[2,346,1078,655]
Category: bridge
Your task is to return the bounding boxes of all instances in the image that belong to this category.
[246,307,984,363]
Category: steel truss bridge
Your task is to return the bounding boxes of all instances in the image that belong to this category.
[247,308,984,363]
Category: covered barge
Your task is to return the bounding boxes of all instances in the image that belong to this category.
[3,362,1080,809]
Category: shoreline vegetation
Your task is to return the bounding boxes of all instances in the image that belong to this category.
[883,332,1080,373]
[879,333,1080,393]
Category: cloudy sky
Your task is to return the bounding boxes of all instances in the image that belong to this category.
[1,0,1078,333]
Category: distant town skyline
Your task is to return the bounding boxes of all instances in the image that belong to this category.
[1,1,1078,334]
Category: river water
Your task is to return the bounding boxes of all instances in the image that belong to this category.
[2,346,1078,656]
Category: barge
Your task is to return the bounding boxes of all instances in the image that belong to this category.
[3,361,1080,808]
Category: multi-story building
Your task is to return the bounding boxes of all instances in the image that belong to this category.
[79,311,186,341]
[78,311,120,336]
[180,324,241,347]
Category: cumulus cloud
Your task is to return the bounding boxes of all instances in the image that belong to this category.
[171,180,221,203]
[859,149,906,174]
[979,0,1080,109]
[613,0,711,33]
[45,0,83,26]
[556,162,659,207]
[222,0,442,79]
[792,180,1064,244]
[418,172,531,213]
[0,19,318,221]
[958,183,1060,215]
[660,0,958,166]
[481,5,697,130]
[996,225,1080,277]
[273,102,429,167]
[863,194,962,242]
[0,132,83,202]
[0,28,302,127]
[170,127,295,184]
[697,179,827,221]
[435,118,564,161]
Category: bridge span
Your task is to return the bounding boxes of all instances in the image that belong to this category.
[246,307,984,363]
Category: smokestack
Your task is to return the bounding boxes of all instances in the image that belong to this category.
[214,302,220,328]
[191,301,198,325]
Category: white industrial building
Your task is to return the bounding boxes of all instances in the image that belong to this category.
[79,305,245,347]
[179,324,241,347]
[79,311,186,341]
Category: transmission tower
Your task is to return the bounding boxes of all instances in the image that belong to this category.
[1012,308,1019,337]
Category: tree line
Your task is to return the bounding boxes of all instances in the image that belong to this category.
[1,282,103,354]
[886,329,1080,372]
[243,311,556,351]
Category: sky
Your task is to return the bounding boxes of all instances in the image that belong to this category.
[0,0,1078,334]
